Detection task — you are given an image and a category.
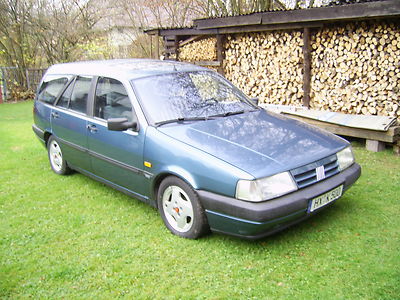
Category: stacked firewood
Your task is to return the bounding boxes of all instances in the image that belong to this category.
[311,22,400,118]
[179,37,217,61]
[178,21,400,119]
[224,32,304,106]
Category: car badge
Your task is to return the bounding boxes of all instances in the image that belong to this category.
[316,165,325,181]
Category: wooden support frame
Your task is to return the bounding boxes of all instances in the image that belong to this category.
[216,34,225,75]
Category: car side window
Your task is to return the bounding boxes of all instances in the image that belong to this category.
[37,75,71,104]
[57,80,74,108]
[94,77,133,122]
[56,76,92,114]
[70,76,92,114]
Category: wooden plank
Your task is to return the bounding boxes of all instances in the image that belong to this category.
[158,28,218,36]
[302,27,311,108]
[179,36,204,47]
[260,0,400,25]
[193,61,221,67]
[157,22,322,37]
[285,114,400,143]
[216,34,225,75]
[195,14,262,29]
[155,35,159,59]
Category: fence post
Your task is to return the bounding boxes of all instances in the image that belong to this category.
[1,68,7,102]
[0,68,3,103]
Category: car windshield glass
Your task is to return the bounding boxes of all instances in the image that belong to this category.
[132,71,255,125]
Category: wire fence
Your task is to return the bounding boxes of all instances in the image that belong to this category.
[0,67,46,103]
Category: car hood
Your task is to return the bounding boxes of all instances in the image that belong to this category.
[157,110,348,178]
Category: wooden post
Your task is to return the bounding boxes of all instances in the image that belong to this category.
[155,35,159,59]
[302,27,311,108]
[216,34,225,75]
[150,35,153,59]
[175,36,179,61]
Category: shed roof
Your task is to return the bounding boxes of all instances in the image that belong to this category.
[146,0,400,37]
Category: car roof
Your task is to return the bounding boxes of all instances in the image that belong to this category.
[45,59,208,80]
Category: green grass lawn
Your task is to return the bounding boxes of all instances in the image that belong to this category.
[1,101,399,299]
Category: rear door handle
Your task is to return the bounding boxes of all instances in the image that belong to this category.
[51,112,59,119]
[87,124,98,133]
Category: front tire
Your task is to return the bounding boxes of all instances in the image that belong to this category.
[157,176,209,239]
[47,136,71,175]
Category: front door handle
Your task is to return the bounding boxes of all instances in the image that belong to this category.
[51,112,59,119]
[87,124,98,133]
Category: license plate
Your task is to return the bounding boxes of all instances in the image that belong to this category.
[309,185,343,212]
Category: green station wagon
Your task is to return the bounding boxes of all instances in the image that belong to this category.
[33,59,361,239]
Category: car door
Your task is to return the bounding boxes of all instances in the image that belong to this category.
[51,76,93,171]
[87,76,147,199]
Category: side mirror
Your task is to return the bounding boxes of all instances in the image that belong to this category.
[250,97,259,106]
[107,117,137,131]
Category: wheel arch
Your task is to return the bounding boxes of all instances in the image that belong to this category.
[44,131,52,146]
[151,168,199,208]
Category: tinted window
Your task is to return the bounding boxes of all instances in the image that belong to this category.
[57,81,74,108]
[132,71,252,124]
[94,77,133,121]
[70,76,91,114]
[37,75,71,104]
[56,76,91,114]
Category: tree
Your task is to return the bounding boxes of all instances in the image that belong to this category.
[0,0,38,87]
[205,0,335,17]
[31,0,106,64]
[114,0,207,58]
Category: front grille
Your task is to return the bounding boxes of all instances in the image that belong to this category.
[290,154,340,189]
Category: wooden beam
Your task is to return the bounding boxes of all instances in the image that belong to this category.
[302,27,311,108]
[216,34,225,75]
[193,0,400,29]
[260,0,400,25]
[156,22,322,37]
[155,35,159,59]
[179,35,204,47]
[150,35,153,59]
[195,14,262,29]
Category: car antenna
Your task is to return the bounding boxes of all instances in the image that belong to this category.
[173,64,178,72]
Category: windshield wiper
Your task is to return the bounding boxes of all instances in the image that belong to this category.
[210,110,245,118]
[155,116,211,127]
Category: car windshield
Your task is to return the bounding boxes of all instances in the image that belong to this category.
[132,71,255,125]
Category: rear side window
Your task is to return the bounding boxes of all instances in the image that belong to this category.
[56,76,92,114]
[37,75,71,104]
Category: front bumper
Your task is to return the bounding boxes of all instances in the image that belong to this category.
[198,163,361,239]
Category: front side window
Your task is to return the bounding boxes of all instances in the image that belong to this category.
[94,77,133,121]
[56,76,92,114]
[37,75,72,104]
[132,71,253,125]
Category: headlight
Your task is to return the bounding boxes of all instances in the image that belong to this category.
[337,146,355,171]
[236,172,297,202]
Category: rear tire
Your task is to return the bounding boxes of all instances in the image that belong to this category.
[157,176,209,239]
[47,136,71,175]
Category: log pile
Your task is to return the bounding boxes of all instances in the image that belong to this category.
[179,37,217,62]
[311,22,400,118]
[177,21,400,120]
[224,32,304,106]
